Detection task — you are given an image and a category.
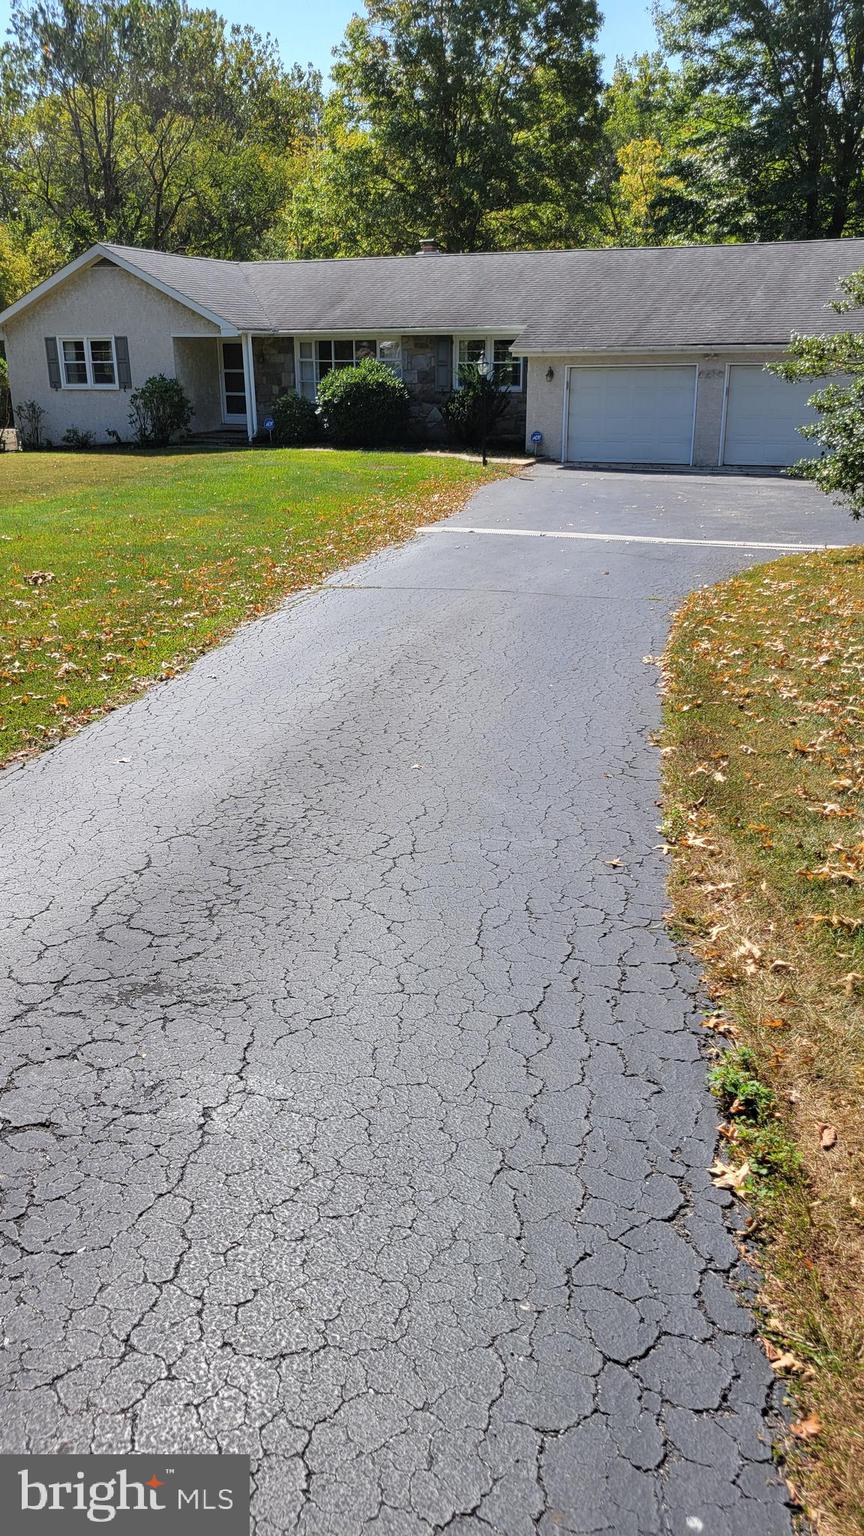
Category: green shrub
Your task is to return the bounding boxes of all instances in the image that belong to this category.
[129,374,192,447]
[62,426,95,451]
[271,390,319,446]
[442,364,511,453]
[316,357,409,447]
[709,1046,775,1122]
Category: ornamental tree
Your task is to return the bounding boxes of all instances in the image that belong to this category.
[770,269,864,518]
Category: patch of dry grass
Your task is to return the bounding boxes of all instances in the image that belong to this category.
[0,447,504,767]
[662,546,864,1536]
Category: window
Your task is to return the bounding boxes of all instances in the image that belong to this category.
[297,338,400,400]
[60,337,117,389]
[456,337,523,391]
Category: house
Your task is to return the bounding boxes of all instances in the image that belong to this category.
[1,237,863,466]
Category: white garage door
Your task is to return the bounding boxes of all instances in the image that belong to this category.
[566,366,696,465]
[723,366,820,466]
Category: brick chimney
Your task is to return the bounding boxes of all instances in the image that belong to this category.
[416,238,442,255]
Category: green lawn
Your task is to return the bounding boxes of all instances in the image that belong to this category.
[0,447,502,765]
[662,547,864,1536]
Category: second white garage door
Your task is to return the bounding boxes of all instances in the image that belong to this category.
[722,365,820,466]
[566,365,697,465]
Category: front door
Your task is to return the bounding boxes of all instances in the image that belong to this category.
[220,340,247,424]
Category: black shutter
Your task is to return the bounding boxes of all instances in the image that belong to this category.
[114,335,131,389]
[434,336,452,393]
[45,336,61,389]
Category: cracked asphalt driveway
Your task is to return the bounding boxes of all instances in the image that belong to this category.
[1,466,855,1535]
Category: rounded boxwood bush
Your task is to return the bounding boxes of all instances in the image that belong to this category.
[272,390,320,446]
[316,357,410,447]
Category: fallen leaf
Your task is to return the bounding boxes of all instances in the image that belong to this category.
[762,1018,787,1030]
[709,1159,750,1191]
[763,1342,812,1377]
[818,1123,837,1150]
[790,1413,821,1440]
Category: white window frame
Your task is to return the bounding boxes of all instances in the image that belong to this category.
[58,335,118,390]
[296,337,397,400]
[453,336,524,392]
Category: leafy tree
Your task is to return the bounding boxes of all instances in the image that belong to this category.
[0,221,67,309]
[657,0,864,239]
[4,0,322,257]
[770,268,864,516]
[595,50,751,245]
[281,0,604,255]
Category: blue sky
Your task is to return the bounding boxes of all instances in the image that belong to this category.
[0,0,659,82]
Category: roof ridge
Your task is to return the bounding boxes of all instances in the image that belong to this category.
[103,235,864,273]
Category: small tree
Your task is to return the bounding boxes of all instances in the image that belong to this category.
[442,364,511,464]
[15,399,46,449]
[0,356,11,429]
[770,269,864,517]
[129,375,192,447]
[316,356,409,446]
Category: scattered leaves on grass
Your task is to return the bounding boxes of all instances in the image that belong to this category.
[662,546,864,1536]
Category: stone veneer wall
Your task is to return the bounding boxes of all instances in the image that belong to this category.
[400,334,527,444]
[252,337,295,421]
[250,333,527,445]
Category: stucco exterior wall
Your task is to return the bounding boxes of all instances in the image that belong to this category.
[524,351,788,464]
[2,262,220,444]
[173,337,223,434]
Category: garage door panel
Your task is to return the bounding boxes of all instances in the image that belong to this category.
[566,366,696,465]
[723,366,820,466]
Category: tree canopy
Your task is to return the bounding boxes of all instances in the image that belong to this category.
[2,0,864,309]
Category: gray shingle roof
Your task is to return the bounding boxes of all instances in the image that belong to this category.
[101,238,864,350]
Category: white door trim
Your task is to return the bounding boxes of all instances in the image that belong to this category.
[718,363,731,466]
[562,363,699,467]
[219,338,248,426]
[241,333,258,442]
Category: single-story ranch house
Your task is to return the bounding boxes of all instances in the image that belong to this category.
[2,236,864,466]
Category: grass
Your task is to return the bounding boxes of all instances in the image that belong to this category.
[0,447,504,766]
[662,545,864,1536]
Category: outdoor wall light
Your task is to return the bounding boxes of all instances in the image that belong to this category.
[546,366,555,381]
